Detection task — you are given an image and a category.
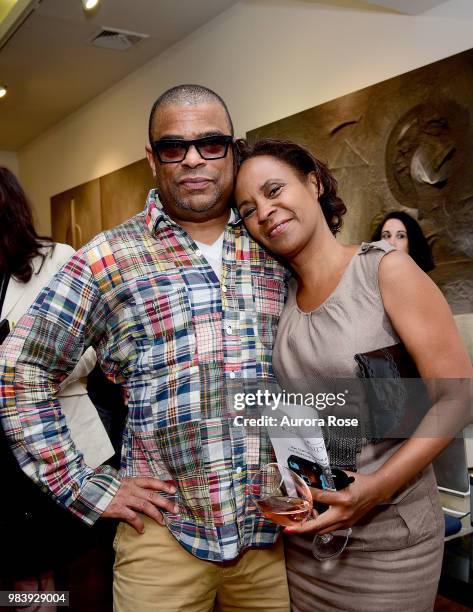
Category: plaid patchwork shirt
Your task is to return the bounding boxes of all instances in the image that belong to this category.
[0,189,288,561]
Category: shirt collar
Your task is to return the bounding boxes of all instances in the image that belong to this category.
[144,188,166,235]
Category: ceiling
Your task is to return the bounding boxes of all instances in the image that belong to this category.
[0,0,450,151]
[0,0,19,23]
[0,0,239,150]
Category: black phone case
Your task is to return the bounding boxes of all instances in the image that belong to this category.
[287,454,355,514]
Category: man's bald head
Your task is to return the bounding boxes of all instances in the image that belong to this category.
[148,84,234,142]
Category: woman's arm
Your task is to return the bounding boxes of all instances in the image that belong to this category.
[286,250,473,535]
[369,250,472,495]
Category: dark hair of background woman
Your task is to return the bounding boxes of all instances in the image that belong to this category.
[0,167,53,283]
[371,210,434,273]
[236,138,347,235]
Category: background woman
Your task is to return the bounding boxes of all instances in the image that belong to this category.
[0,167,113,611]
[371,210,434,272]
[234,140,471,612]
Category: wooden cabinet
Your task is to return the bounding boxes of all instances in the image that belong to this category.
[51,179,101,249]
[51,158,154,248]
[100,159,154,232]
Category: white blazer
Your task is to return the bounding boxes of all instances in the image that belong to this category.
[2,243,114,468]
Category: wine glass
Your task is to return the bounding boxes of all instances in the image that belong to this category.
[250,463,313,527]
[250,463,351,560]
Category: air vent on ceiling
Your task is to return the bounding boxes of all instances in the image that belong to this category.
[90,27,149,51]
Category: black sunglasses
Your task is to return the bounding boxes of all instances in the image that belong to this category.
[150,135,234,164]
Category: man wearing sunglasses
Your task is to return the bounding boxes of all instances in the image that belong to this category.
[0,85,289,611]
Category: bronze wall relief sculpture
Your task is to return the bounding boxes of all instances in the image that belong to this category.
[248,48,473,316]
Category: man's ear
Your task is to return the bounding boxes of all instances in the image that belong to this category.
[145,144,157,179]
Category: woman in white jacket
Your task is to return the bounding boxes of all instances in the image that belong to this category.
[0,167,113,610]
[2,241,113,467]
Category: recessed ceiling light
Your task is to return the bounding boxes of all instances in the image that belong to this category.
[82,0,100,10]
[0,86,7,98]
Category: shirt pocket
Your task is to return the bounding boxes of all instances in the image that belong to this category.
[252,276,286,350]
[132,280,195,370]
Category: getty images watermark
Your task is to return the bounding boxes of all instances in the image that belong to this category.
[229,378,473,438]
[232,389,358,428]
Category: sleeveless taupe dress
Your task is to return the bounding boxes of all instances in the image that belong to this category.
[273,241,444,612]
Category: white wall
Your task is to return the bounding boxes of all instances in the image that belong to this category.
[0,150,19,177]
[18,0,473,234]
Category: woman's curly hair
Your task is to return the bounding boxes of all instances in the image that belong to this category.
[235,138,347,235]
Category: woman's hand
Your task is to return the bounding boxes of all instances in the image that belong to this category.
[285,472,387,536]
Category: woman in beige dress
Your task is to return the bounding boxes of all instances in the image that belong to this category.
[234,139,472,612]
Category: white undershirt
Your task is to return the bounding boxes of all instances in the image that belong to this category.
[195,232,225,281]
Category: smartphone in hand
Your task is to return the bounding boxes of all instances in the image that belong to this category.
[287,455,355,513]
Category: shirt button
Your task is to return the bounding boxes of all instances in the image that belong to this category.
[222,285,227,293]
[226,325,233,335]
[229,371,236,379]
[195,249,202,256]
[236,467,242,474]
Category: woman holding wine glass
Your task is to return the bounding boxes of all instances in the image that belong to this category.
[234,139,472,612]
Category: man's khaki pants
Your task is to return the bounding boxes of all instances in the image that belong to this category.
[113,515,290,612]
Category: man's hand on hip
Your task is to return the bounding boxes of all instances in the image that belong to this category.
[102,476,178,533]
